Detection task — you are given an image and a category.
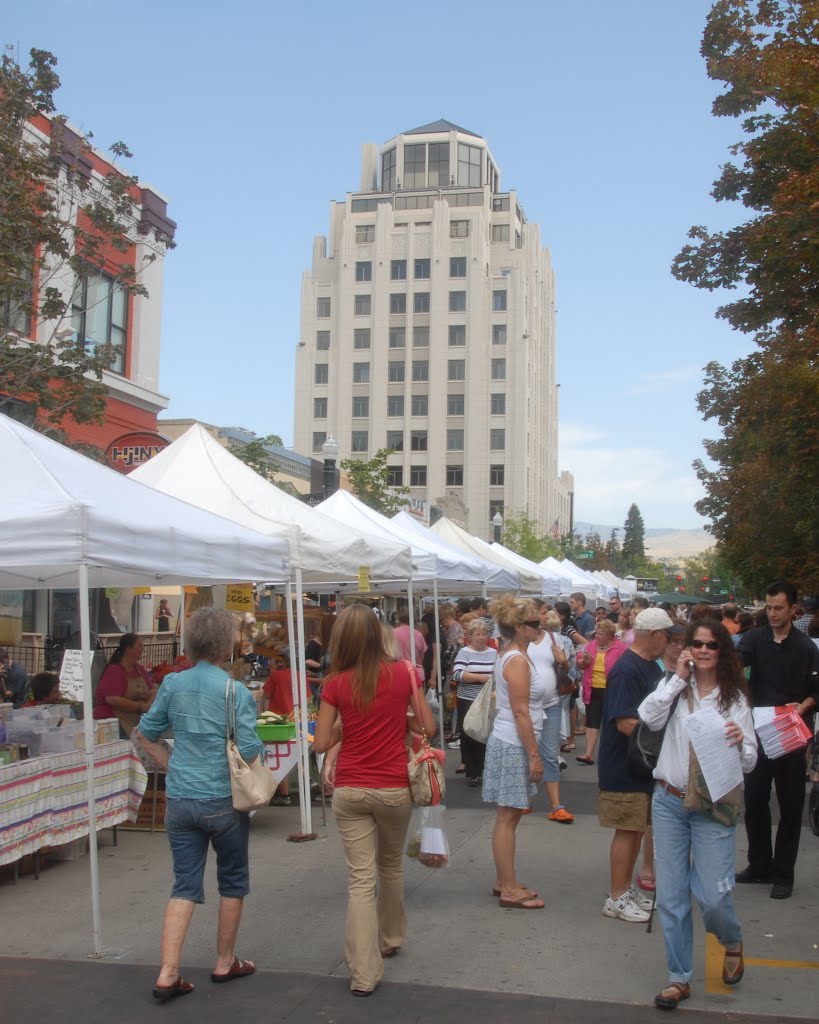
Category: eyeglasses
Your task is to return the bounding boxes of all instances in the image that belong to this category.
[523,620,542,630]
[690,640,720,650]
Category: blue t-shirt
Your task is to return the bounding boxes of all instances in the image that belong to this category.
[597,649,662,793]
[138,661,264,800]
[574,609,596,639]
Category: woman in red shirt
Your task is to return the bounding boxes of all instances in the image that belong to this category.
[314,604,436,998]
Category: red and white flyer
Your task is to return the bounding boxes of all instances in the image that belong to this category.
[753,706,812,760]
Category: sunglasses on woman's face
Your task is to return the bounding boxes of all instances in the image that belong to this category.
[690,640,720,650]
[524,620,541,630]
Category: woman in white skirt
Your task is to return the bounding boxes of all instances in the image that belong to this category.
[482,595,545,909]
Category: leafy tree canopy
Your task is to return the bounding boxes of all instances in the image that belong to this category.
[229,432,283,484]
[621,503,646,570]
[0,46,172,450]
[500,510,559,563]
[340,448,410,516]
[672,1,819,592]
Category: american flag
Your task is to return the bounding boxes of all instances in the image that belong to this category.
[550,518,560,539]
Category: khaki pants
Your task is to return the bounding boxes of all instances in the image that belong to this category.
[332,786,413,991]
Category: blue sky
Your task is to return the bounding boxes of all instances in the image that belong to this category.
[6,0,753,530]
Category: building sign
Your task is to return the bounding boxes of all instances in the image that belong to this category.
[404,497,430,525]
[106,432,170,474]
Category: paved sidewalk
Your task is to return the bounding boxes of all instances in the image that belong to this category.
[2,750,817,1020]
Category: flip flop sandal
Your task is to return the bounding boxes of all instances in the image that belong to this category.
[575,755,595,765]
[560,743,575,752]
[636,874,656,892]
[547,805,574,824]
[153,977,194,1002]
[492,886,537,898]
[211,957,256,983]
[498,893,545,910]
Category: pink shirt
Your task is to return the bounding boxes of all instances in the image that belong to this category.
[393,625,427,680]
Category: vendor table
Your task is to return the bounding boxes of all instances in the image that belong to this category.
[0,741,148,868]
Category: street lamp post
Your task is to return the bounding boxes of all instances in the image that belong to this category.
[492,511,503,544]
[321,435,339,499]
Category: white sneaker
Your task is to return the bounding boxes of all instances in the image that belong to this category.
[602,892,651,923]
[629,887,654,911]
[447,740,462,749]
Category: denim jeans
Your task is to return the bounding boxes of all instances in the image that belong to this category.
[538,703,563,782]
[652,785,742,984]
[165,796,250,903]
[332,786,412,992]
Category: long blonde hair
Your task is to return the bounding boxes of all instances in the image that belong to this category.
[327,604,386,710]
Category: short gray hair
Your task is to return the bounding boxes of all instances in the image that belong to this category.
[186,608,237,663]
[465,617,490,638]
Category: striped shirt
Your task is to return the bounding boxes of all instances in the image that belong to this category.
[452,646,498,701]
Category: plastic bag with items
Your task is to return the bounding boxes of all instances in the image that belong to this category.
[405,803,450,868]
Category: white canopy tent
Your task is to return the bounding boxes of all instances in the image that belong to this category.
[132,424,414,835]
[560,559,607,601]
[0,413,290,956]
[489,542,563,597]
[538,556,583,595]
[430,517,541,592]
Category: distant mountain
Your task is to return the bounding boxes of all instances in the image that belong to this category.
[574,522,712,561]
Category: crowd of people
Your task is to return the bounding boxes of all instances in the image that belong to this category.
[118,582,817,1009]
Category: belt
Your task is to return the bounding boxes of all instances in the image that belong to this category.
[656,779,685,799]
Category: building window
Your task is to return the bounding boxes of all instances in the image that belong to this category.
[449,256,467,278]
[352,362,370,384]
[490,428,505,450]
[490,464,505,486]
[411,394,428,416]
[414,258,430,279]
[351,430,368,453]
[388,361,405,383]
[386,430,404,451]
[410,465,427,487]
[489,499,504,521]
[313,397,327,418]
[387,466,403,486]
[389,327,406,348]
[491,224,510,243]
[382,148,396,191]
[428,141,449,186]
[312,431,327,453]
[351,197,380,212]
[391,259,407,280]
[492,290,507,311]
[448,359,465,381]
[403,143,426,188]
[410,430,428,452]
[450,220,469,238]
[2,278,32,337]
[491,357,506,380]
[354,294,371,316]
[490,392,506,415]
[387,395,404,417]
[448,325,465,346]
[413,326,429,347]
[413,292,430,313]
[446,465,464,486]
[314,364,329,384]
[316,296,331,318]
[355,224,375,243]
[449,291,466,312]
[412,360,429,382]
[355,261,372,281]
[447,429,464,451]
[492,324,507,345]
[515,230,523,249]
[457,142,482,187]
[492,196,510,211]
[447,393,465,416]
[390,293,406,314]
[353,328,371,349]
[316,330,330,350]
[352,396,369,417]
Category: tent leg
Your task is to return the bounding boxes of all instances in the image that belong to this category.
[285,580,308,837]
[433,579,444,744]
[408,582,416,674]
[293,568,314,839]
[80,563,103,957]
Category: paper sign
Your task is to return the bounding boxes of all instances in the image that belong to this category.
[225,584,254,612]
[58,649,86,702]
[132,587,151,595]
[684,707,744,802]
[358,566,371,592]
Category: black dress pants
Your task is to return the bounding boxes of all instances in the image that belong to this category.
[743,747,806,885]
[457,697,486,781]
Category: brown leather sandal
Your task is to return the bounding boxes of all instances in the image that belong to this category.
[654,982,690,1010]
[723,944,744,985]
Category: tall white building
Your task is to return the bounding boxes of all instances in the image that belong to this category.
[294,120,572,541]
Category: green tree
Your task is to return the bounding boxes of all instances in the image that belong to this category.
[0,46,173,449]
[340,448,410,516]
[501,510,559,563]
[621,504,646,572]
[228,432,284,484]
[671,1,819,591]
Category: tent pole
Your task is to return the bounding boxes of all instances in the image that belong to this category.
[294,568,313,835]
[432,579,444,743]
[407,581,416,678]
[285,580,308,835]
[79,562,103,957]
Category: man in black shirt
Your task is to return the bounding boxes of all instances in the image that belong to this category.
[737,580,819,899]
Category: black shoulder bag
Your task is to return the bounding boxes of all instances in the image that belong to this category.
[626,688,684,783]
